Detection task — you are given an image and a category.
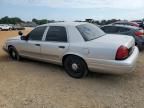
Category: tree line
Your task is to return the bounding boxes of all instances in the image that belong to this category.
[0,16,120,25]
[0,16,53,25]
[0,16,24,24]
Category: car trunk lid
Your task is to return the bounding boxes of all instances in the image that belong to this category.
[91,34,135,49]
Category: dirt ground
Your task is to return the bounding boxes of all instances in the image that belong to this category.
[0,30,144,108]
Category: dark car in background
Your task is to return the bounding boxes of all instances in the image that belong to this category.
[131,20,142,25]
[112,21,141,28]
[131,20,144,29]
[101,25,144,50]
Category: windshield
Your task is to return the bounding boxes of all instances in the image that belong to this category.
[76,23,106,41]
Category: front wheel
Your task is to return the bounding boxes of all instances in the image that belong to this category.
[64,56,88,78]
[8,47,20,61]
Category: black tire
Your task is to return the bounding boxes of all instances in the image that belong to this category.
[137,44,144,51]
[64,55,88,78]
[0,28,2,31]
[8,47,20,61]
[138,47,143,51]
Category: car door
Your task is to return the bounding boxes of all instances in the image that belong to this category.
[21,26,47,59]
[41,26,69,63]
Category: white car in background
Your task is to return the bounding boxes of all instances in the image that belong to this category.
[3,22,139,78]
[0,24,11,31]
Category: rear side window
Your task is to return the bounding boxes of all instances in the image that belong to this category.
[45,26,67,42]
[101,26,118,33]
[76,24,105,41]
[28,26,47,41]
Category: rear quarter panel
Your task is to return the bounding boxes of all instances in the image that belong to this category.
[86,41,117,60]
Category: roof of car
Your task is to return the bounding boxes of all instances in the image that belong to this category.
[114,21,128,23]
[131,20,142,22]
[38,22,88,27]
[102,24,140,30]
[113,21,139,25]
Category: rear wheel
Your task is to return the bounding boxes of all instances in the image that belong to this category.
[64,55,88,78]
[8,47,20,61]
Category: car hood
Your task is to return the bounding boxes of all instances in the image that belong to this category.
[7,36,21,41]
[90,34,135,48]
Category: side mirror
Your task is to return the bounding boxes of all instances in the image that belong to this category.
[21,36,27,41]
[18,31,23,36]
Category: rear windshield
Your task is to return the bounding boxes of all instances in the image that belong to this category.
[76,24,105,41]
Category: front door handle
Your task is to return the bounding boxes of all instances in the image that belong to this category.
[35,44,40,46]
[58,46,65,49]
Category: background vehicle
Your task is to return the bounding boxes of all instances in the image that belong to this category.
[12,25,25,30]
[101,25,144,50]
[3,22,139,78]
[131,20,144,29]
[8,24,15,30]
[112,21,140,28]
[0,24,11,31]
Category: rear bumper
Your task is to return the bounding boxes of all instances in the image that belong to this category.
[87,46,139,74]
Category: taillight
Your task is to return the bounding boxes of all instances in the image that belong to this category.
[116,46,129,60]
[135,31,144,37]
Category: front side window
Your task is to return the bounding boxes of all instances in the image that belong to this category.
[45,26,67,42]
[28,26,47,41]
[76,24,105,41]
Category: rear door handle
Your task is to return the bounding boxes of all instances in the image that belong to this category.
[35,44,40,46]
[58,46,65,49]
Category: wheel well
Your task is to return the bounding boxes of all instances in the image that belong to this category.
[62,54,88,67]
[8,45,15,51]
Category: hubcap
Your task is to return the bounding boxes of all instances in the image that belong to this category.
[12,51,16,57]
[72,63,78,71]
